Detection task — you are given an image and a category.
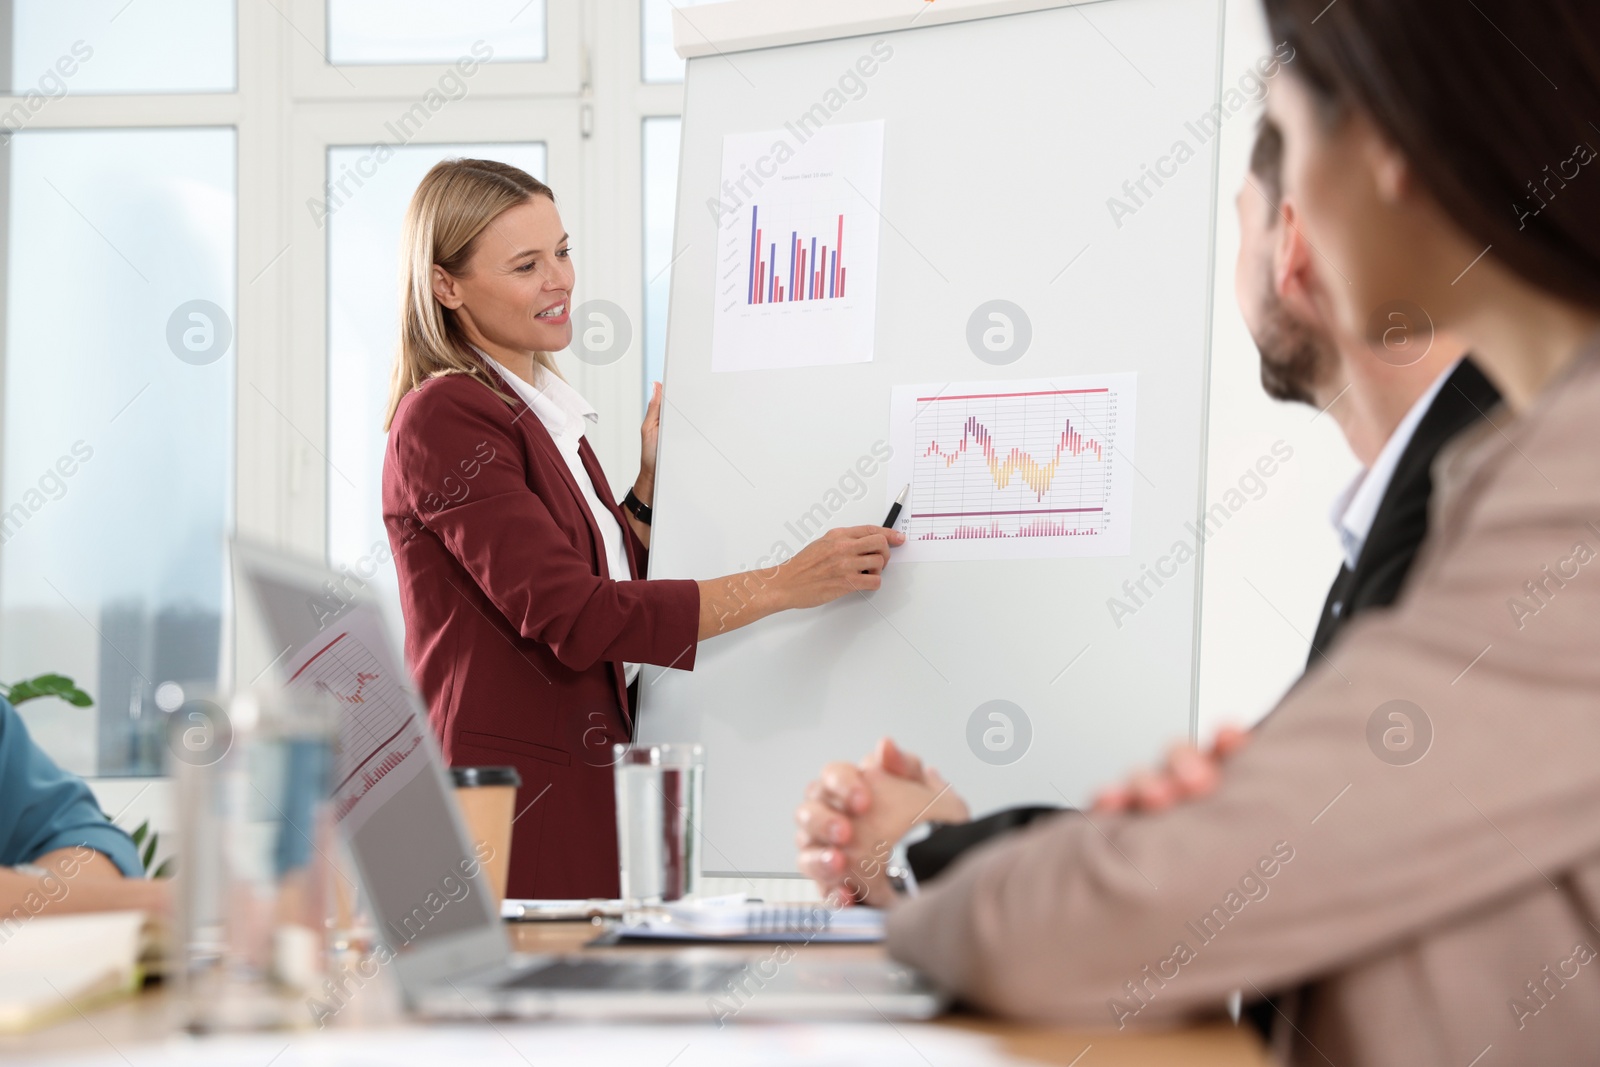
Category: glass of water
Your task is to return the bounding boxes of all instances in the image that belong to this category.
[613,743,703,917]
[171,686,339,1032]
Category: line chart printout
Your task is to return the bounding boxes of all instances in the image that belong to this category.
[886,374,1138,562]
[710,119,884,372]
[282,605,429,834]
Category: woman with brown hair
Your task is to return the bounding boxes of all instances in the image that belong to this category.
[866,2,1600,1064]
[381,159,901,899]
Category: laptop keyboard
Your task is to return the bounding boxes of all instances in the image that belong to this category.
[502,958,747,994]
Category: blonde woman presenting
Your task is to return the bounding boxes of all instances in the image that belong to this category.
[381,159,901,898]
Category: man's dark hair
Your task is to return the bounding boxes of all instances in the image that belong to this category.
[1248,117,1285,213]
[1262,0,1600,311]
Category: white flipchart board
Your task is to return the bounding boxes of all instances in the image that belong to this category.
[641,0,1226,876]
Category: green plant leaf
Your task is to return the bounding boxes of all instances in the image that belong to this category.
[130,821,148,848]
[3,673,93,708]
[151,857,175,880]
[142,832,159,872]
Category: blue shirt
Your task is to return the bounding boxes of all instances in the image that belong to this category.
[0,697,142,876]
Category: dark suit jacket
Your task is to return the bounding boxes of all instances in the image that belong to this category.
[1304,359,1501,667]
[383,371,700,899]
[908,359,1502,884]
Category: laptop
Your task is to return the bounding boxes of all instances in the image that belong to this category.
[230,541,946,1022]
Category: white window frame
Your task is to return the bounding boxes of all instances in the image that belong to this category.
[0,2,697,731]
[289,0,582,99]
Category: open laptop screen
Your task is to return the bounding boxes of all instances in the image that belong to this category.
[237,556,500,956]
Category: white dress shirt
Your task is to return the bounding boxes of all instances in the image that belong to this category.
[480,349,641,686]
[1330,359,1461,570]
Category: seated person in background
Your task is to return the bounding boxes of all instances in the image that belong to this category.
[0,697,169,917]
[795,115,1502,899]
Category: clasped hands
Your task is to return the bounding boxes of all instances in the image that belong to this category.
[794,727,1251,907]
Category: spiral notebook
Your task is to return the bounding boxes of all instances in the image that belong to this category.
[614,895,885,943]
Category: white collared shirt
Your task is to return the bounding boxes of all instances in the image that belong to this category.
[1330,359,1461,571]
[479,349,640,686]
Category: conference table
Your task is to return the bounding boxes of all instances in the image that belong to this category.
[4,920,1271,1066]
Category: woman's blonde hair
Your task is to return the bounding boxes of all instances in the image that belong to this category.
[384,158,562,429]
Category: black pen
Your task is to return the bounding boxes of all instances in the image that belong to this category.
[882,484,910,530]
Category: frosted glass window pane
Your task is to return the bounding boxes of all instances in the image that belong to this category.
[641,0,718,83]
[642,117,680,400]
[328,0,545,64]
[11,0,235,94]
[327,143,546,620]
[0,128,236,777]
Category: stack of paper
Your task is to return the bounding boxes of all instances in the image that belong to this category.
[0,910,146,1033]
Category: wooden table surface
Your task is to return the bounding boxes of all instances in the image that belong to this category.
[3,919,1271,1067]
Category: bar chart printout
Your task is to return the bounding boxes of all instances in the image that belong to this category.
[886,374,1138,561]
[745,206,851,305]
[711,120,884,372]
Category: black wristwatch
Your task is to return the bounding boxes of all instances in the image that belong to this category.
[622,487,653,526]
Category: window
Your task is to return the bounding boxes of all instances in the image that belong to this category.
[0,1,238,778]
[1,128,236,777]
[642,117,681,396]
[11,0,236,94]
[327,0,547,65]
[641,0,718,83]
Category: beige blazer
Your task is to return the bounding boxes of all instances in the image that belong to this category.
[886,338,1600,1067]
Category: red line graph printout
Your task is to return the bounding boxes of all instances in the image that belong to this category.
[887,374,1137,561]
[284,605,431,834]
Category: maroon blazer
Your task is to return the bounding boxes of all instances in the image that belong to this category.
[382,371,700,899]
